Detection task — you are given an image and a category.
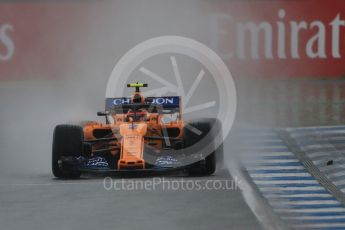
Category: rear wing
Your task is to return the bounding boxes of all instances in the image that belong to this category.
[105,96,181,114]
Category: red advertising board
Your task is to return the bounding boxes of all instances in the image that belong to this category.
[207,0,345,78]
[0,2,94,80]
[1,0,345,80]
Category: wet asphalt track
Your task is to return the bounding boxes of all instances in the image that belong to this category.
[0,170,262,230]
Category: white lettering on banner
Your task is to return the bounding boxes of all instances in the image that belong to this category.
[0,24,14,61]
[330,14,345,58]
[112,98,175,105]
[152,98,174,105]
[113,98,131,105]
[277,9,286,59]
[211,9,345,60]
[237,21,273,59]
[290,20,307,59]
[306,21,326,58]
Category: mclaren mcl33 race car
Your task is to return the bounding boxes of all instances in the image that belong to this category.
[52,83,223,178]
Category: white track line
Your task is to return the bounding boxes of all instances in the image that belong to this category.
[246,166,304,170]
[333,179,345,186]
[281,215,345,220]
[264,193,333,199]
[242,152,294,157]
[264,193,332,198]
[275,207,345,213]
[329,170,345,178]
[259,187,326,191]
[270,200,339,205]
[293,223,345,228]
[242,146,288,150]
[250,173,311,178]
[244,159,300,164]
[255,180,318,185]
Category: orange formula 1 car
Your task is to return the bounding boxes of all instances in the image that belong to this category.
[52,83,223,178]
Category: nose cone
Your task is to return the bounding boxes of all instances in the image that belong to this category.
[118,159,145,169]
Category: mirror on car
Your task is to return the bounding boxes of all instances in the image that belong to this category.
[97,111,110,116]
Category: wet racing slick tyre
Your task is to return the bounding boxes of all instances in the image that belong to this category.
[183,118,223,176]
[52,124,83,179]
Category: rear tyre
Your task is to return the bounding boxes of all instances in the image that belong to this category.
[183,118,223,176]
[52,124,83,178]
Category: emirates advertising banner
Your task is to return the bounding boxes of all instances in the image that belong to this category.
[1,0,345,80]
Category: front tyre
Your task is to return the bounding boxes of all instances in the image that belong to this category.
[52,124,83,178]
[183,118,223,176]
